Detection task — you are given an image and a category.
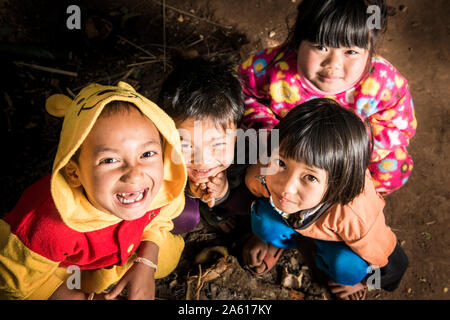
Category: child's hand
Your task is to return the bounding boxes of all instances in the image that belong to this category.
[187,179,208,199]
[104,261,156,300]
[242,234,269,270]
[105,241,158,300]
[245,164,269,198]
[202,171,229,208]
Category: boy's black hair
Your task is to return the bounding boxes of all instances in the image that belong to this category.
[274,98,373,206]
[290,0,387,50]
[158,57,244,129]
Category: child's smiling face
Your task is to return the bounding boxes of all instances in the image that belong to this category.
[65,106,164,220]
[297,40,370,93]
[265,148,328,213]
[177,117,237,184]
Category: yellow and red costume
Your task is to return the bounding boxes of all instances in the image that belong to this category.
[0,82,187,299]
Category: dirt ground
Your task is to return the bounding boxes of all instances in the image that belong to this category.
[0,0,448,300]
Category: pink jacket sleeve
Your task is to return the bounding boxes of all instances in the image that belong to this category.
[238,49,281,130]
[362,65,417,161]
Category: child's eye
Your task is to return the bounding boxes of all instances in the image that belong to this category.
[212,142,226,148]
[345,49,359,55]
[277,159,286,168]
[100,158,117,164]
[305,174,318,182]
[142,151,156,158]
[315,44,327,52]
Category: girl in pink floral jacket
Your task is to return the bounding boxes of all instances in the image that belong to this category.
[238,0,417,195]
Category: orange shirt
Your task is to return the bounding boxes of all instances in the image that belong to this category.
[297,172,397,267]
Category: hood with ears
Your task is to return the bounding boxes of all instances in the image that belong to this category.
[46,81,187,232]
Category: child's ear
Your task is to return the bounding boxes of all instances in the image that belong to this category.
[64,160,82,188]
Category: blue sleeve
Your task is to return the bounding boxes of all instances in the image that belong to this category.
[251,198,297,249]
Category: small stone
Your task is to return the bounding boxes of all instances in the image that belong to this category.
[422,232,432,240]
[289,256,299,269]
[177,15,184,23]
[407,288,412,294]
[25,122,38,129]
[269,31,276,38]
[444,287,448,293]
[281,273,300,289]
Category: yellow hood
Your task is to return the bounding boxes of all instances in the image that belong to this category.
[46,81,187,232]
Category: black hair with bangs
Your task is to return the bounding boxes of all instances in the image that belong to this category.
[290,0,387,50]
[158,57,244,130]
[274,98,373,206]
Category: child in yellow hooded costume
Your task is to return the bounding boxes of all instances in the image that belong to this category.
[0,82,187,299]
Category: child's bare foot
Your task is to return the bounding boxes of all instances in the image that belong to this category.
[328,281,367,300]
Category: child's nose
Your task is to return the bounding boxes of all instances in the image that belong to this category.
[323,50,342,69]
[121,165,145,184]
[279,175,299,195]
[193,147,216,165]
